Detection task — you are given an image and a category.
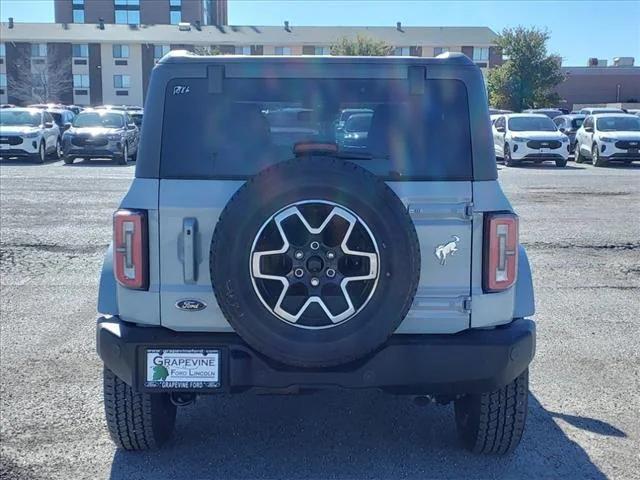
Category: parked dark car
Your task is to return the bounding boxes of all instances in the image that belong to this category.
[61,109,139,165]
[46,108,76,133]
[336,112,372,152]
[553,114,586,154]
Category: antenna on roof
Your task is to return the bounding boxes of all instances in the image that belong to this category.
[194,20,201,31]
[8,17,14,29]
[99,18,105,30]
[284,20,291,32]
[396,21,402,31]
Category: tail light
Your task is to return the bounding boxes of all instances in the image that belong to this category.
[113,209,149,290]
[483,213,518,292]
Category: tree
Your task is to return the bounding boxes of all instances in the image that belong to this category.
[487,26,565,111]
[8,50,72,104]
[330,35,394,56]
[193,45,221,56]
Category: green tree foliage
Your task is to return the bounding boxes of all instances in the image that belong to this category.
[330,35,394,56]
[487,27,565,111]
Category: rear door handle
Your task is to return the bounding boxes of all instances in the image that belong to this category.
[182,218,197,284]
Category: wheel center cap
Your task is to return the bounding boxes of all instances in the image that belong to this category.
[306,256,324,274]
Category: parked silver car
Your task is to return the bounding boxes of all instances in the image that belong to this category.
[0,108,61,163]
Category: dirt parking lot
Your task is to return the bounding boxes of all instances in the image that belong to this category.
[1,158,639,479]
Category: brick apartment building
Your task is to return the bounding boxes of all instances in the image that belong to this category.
[0,0,503,106]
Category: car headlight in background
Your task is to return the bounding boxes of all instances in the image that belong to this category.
[343,133,359,139]
[22,131,40,138]
[511,136,527,142]
[107,134,123,141]
[600,137,615,143]
[561,136,569,142]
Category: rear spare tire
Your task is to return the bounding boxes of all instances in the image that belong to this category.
[210,157,420,367]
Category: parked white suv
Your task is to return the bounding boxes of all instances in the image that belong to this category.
[0,108,61,163]
[575,113,640,166]
[492,113,570,167]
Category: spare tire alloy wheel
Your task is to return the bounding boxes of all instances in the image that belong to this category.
[250,200,379,328]
[211,158,421,367]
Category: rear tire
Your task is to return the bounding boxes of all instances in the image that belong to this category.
[103,367,176,451]
[555,159,567,167]
[63,156,74,164]
[575,144,584,163]
[593,144,607,167]
[454,369,529,455]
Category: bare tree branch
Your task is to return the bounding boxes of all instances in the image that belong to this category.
[7,49,72,105]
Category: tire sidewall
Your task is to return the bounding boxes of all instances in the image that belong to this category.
[211,159,420,367]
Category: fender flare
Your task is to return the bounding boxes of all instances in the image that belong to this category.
[513,245,535,318]
[97,243,119,315]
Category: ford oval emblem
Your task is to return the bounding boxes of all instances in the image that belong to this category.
[175,299,207,312]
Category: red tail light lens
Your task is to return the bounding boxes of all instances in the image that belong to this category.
[113,209,149,290]
[484,213,518,292]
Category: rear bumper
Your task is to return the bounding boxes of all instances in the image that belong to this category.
[97,317,536,395]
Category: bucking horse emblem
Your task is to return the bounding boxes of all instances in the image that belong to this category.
[435,236,460,265]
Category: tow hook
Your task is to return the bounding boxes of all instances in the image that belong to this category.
[170,392,197,407]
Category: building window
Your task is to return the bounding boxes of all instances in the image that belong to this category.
[275,47,291,55]
[0,43,5,57]
[113,74,131,88]
[434,47,450,56]
[73,74,89,88]
[235,46,251,55]
[314,46,330,55]
[72,0,85,23]
[170,0,182,24]
[473,47,489,62]
[31,43,47,57]
[112,44,130,58]
[394,47,410,56]
[154,44,170,60]
[0,74,7,88]
[115,0,140,25]
[72,44,89,58]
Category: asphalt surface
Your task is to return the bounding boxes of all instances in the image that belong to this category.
[1,158,639,479]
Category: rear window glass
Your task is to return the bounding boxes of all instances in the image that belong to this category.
[571,118,584,129]
[73,112,124,128]
[160,77,472,180]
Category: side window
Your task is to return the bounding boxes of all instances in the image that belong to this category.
[553,117,563,127]
[584,116,592,129]
[43,112,53,125]
[496,116,504,129]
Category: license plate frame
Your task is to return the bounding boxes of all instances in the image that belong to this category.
[539,147,548,154]
[144,347,222,391]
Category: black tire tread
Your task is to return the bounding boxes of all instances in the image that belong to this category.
[210,157,421,367]
[103,367,175,450]
[455,369,528,454]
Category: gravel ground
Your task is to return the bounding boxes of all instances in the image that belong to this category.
[1,158,639,480]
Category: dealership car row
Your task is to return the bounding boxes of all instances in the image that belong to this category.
[0,103,143,164]
[2,103,640,167]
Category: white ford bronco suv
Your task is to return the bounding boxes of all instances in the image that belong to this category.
[97,52,536,454]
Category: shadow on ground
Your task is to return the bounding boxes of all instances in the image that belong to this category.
[110,391,617,479]
[65,158,134,167]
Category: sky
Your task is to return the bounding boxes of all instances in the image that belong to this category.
[1,0,638,66]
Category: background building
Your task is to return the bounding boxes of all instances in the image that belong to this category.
[54,0,228,27]
[0,16,501,106]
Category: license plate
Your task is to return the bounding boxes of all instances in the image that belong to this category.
[145,348,220,389]
[629,148,639,154]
